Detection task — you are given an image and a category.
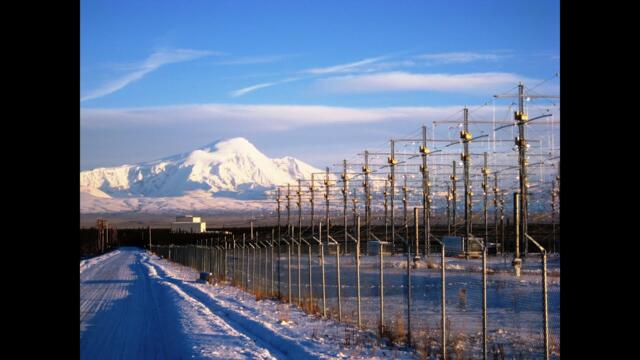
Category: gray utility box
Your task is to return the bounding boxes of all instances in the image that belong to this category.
[487,242,502,255]
[199,272,213,283]
[367,241,392,256]
[442,236,484,257]
[324,243,342,256]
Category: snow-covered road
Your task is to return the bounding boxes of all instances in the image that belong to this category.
[80,247,416,360]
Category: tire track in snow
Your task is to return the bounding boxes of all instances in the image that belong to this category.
[81,248,275,359]
[141,253,321,360]
[81,249,176,359]
[139,256,277,359]
[80,250,121,274]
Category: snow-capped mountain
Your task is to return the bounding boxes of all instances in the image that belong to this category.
[80,137,321,204]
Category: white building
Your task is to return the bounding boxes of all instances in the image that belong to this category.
[171,215,207,233]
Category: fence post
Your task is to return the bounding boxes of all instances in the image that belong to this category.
[224,236,228,281]
[441,242,447,360]
[543,251,549,360]
[243,242,248,290]
[253,234,262,295]
[256,237,260,293]
[252,243,257,295]
[233,235,237,286]
[356,215,361,328]
[241,234,246,290]
[513,192,522,277]
[215,246,219,280]
[211,246,215,279]
[297,227,302,307]
[242,243,245,292]
[307,237,313,312]
[257,243,262,295]
[320,221,327,317]
[525,233,550,360]
[379,235,385,339]
[288,236,292,303]
[407,223,412,346]
[336,241,342,322]
[264,239,268,296]
[263,241,267,294]
[271,228,275,297]
[211,240,214,276]
[482,244,487,360]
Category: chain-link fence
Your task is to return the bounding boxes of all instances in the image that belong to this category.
[150,221,559,360]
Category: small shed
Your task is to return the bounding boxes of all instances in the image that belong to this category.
[171,215,207,233]
[442,236,484,257]
[367,240,392,256]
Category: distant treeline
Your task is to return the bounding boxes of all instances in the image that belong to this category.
[80,222,559,257]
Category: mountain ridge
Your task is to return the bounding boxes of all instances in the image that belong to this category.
[80,137,321,203]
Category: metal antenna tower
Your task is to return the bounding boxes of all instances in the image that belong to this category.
[310,174,315,237]
[286,184,291,236]
[363,150,372,244]
[342,160,349,253]
[462,107,472,257]
[324,167,330,235]
[451,160,457,236]
[389,140,397,248]
[420,125,432,257]
[482,152,489,249]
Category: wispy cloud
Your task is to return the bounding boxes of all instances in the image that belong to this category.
[81,49,217,102]
[81,103,471,130]
[81,102,559,170]
[415,51,505,64]
[229,77,303,97]
[214,54,299,65]
[226,52,516,98]
[229,82,279,97]
[82,102,561,133]
[314,71,536,94]
[228,55,392,97]
[302,55,389,75]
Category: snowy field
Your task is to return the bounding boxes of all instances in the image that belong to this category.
[277,252,560,359]
[151,244,560,359]
[80,247,417,359]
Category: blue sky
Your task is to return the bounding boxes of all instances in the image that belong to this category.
[80,0,559,170]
